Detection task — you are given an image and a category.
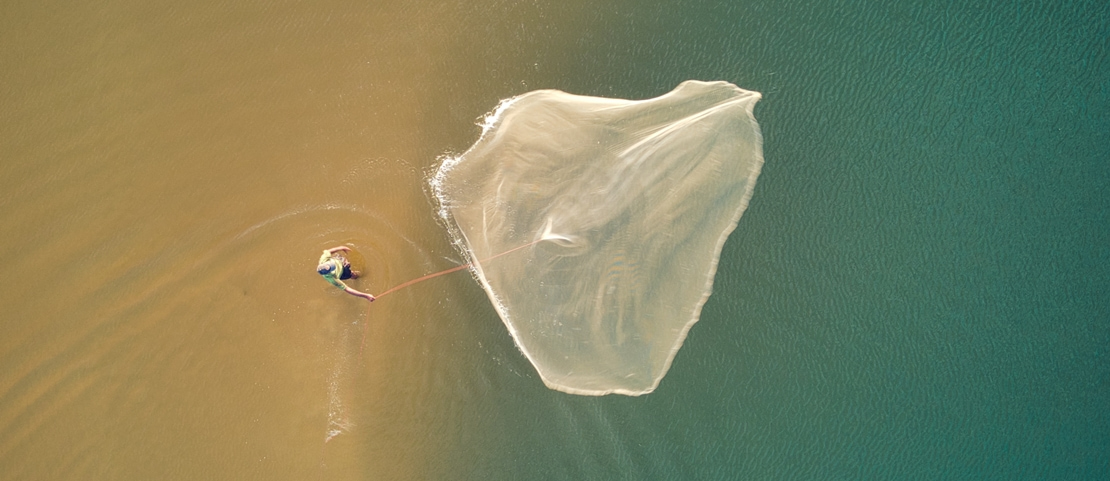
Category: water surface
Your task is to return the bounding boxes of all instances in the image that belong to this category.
[1,0,1107,479]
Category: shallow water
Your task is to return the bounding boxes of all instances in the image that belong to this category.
[2,1,1107,479]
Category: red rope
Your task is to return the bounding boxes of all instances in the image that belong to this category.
[374,238,543,299]
[359,238,543,357]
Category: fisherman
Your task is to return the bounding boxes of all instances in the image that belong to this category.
[317,246,376,301]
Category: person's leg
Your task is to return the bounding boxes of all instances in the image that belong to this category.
[340,258,360,280]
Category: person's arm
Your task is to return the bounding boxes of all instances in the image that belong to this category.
[320,246,369,300]
[343,286,376,302]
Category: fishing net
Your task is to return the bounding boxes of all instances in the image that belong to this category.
[432,80,763,395]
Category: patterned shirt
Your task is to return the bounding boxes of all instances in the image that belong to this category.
[318,250,348,290]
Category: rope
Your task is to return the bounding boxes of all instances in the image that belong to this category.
[374,238,543,299]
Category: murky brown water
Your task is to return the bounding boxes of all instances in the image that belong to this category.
[6,1,1108,480]
[0,1,545,479]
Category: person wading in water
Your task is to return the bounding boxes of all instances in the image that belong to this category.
[317,246,376,301]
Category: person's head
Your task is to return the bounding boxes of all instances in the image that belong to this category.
[317,262,337,276]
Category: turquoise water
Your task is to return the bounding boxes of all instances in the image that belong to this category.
[1,0,1106,479]
[436,1,1109,479]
